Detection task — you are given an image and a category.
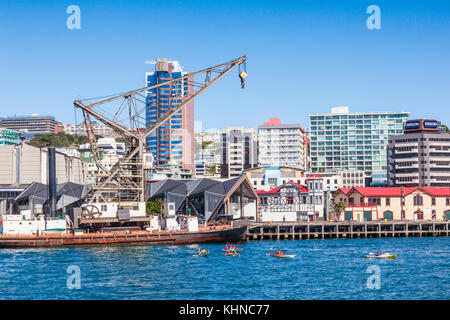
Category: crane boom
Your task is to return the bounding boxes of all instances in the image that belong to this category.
[74,56,247,203]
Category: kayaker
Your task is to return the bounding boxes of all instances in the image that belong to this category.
[275,249,283,255]
[376,250,382,256]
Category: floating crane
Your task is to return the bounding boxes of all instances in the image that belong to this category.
[74,56,247,211]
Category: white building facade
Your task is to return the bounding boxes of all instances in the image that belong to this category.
[258,118,308,170]
[220,127,257,179]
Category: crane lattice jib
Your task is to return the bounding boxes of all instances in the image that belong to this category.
[74,56,246,203]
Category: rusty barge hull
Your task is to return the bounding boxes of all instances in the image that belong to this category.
[0,226,247,248]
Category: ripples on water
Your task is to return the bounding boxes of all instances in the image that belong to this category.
[0,237,448,300]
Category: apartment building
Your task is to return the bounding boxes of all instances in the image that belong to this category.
[309,106,409,185]
[258,118,308,169]
[220,127,257,179]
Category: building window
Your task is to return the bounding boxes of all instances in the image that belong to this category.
[413,195,423,206]
[416,210,424,220]
[383,211,393,220]
[386,198,390,206]
[432,198,436,206]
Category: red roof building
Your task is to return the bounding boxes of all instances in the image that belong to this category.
[333,186,450,221]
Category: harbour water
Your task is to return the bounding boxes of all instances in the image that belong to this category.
[0,237,448,300]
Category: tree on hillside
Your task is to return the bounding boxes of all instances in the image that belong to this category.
[27,132,97,148]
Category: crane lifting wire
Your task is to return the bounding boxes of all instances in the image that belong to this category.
[74,56,247,205]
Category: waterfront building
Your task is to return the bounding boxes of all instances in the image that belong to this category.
[11,181,89,217]
[257,178,325,222]
[145,58,194,171]
[388,119,450,187]
[243,166,365,192]
[0,128,20,146]
[0,115,58,140]
[219,127,257,179]
[146,175,258,221]
[0,143,87,186]
[309,106,409,186]
[333,186,450,221]
[257,118,308,170]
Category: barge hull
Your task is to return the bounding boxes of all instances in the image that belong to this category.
[0,226,247,248]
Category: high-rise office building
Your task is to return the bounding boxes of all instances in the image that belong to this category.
[220,127,257,179]
[388,119,450,187]
[0,115,58,140]
[145,58,194,171]
[309,106,409,185]
[258,117,308,169]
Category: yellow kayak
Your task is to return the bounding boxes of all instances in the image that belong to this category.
[364,253,397,259]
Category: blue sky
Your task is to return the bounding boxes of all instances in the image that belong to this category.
[1,0,449,131]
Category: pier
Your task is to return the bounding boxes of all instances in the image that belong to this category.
[246,221,450,240]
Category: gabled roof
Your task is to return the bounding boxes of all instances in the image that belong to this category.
[256,181,308,195]
[14,181,89,209]
[146,179,186,198]
[223,177,241,194]
[335,188,352,195]
[15,182,48,201]
[187,178,226,196]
